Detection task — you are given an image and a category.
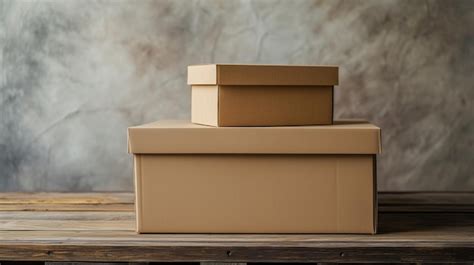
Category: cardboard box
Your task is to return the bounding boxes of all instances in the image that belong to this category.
[128,120,381,234]
[188,64,338,127]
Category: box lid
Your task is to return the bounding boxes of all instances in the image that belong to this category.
[128,120,381,154]
[187,64,339,86]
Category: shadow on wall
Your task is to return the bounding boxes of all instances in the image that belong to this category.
[0,0,473,191]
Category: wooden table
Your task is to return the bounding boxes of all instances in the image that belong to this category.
[0,192,473,264]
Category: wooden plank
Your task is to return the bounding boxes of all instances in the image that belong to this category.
[1,209,474,237]
[0,213,473,245]
[380,192,474,205]
[0,212,134,231]
[0,192,133,204]
[0,229,473,247]
[0,192,473,262]
[0,243,472,263]
[1,192,473,212]
[0,262,45,265]
[0,192,134,212]
[0,203,133,212]
[379,192,474,213]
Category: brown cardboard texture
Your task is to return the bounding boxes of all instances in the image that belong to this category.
[128,120,381,154]
[188,64,338,127]
[128,120,381,234]
[187,64,339,86]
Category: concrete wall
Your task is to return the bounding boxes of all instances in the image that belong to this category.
[1,0,473,191]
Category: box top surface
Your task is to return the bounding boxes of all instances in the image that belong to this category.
[128,120,381,154]
[187,64,339,86]
[133,120,376,129]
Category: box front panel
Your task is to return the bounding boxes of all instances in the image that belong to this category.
[135,154,375,233]
[218,85,333,126]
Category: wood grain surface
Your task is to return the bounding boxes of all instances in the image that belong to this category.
[0,192,473,263]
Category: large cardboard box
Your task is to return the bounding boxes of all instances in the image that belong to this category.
[188,64,338,127]
[128,120,381,234]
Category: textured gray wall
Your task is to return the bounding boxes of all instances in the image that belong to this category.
[0,0,473,192]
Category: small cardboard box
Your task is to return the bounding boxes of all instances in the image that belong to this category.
[188,64,338,127]
[128,120,381,234]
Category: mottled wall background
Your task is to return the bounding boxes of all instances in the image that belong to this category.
[0,0,473,191]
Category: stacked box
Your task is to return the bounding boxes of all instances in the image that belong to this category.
[189,64,338,127]
[128,64,382,234]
